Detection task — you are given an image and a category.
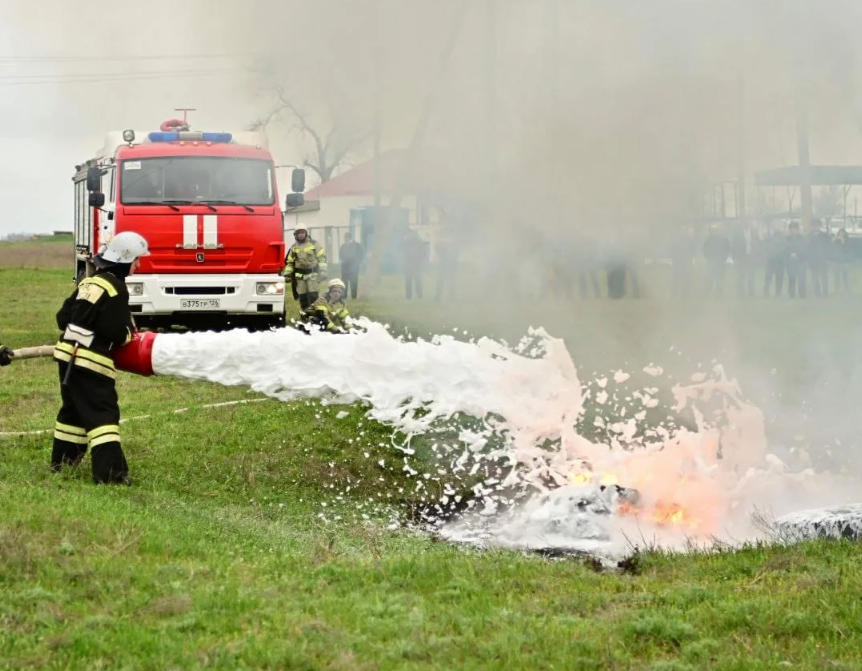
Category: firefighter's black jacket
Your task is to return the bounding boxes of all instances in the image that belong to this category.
[54,267,134,377]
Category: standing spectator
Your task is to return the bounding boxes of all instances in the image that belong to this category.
[603,227,628,299]
[402,230,426,300]
[702,223,730,297]
[807,220,831,298]
[731,220,758,298]
[624,230,644,299]
[521,229,550,301]
[785,222,807,298]
[434,232,458,301]
[833,227,851,294]
[575,234,602,299]
[549,237,574,301]
[338,232,365,300]
[669,224,696,298]
[763,227,786,297]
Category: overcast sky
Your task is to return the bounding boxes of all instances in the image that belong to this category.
[2,0,862,237]
[0,1,263,237]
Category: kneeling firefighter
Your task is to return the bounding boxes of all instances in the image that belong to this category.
[283,224,327,310]
[302,278,353,334]
[52,232,149,484]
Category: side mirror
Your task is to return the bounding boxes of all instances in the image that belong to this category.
[285,193,304,209]
[86,166,101,192]
[291,168,305,193]
[89,193,106,208]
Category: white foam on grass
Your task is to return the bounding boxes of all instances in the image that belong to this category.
[150,320,861,557]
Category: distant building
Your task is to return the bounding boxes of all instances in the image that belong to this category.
[286,149,474,263]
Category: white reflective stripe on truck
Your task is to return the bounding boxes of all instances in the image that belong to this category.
[203,214,218,249]
[183,214,198,249]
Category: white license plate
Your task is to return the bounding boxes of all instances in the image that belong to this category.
[180,299,221,310]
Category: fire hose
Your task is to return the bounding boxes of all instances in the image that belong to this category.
[7,345,55,360]
[6,331,159,377]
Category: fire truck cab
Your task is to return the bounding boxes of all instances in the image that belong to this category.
[73,120,305,330]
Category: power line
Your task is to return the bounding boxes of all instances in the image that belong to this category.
[0,67,246,81]
[0,53,262,63]
[0,69,249,87]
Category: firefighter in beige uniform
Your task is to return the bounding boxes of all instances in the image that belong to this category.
[283,224,328,310]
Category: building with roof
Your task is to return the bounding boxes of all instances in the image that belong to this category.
[284,149,476,263]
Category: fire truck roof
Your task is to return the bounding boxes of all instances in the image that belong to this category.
[115,142,272,161]
[98,130,270,161]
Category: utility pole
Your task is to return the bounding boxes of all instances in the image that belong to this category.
[373,0,382,216]
[793,0,813,231]
[737,71,747,223]
[484,0,498,232]
[795,95,813,230]
[548,0,560,111]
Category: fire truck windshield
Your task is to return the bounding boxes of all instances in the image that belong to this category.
[120,157,274,206]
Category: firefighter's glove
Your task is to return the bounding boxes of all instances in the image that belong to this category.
[0,345,13,366]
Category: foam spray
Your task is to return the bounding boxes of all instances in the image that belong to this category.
[150,322,861,559]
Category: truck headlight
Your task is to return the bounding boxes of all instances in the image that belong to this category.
[127,283,144,296]
[256,282,284,296]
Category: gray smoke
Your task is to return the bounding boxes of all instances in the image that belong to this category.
[3,0,862,494]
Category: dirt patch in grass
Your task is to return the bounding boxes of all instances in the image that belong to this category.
[0,243,72,270]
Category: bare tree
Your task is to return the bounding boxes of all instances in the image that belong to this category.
[813,185,844,220]
[250,87,371,184]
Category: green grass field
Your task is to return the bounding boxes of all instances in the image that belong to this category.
[2,236,862,670]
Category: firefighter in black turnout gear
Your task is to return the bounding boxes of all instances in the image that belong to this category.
[52,232,149,484]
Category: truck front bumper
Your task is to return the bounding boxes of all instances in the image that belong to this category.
[126,273,285,316]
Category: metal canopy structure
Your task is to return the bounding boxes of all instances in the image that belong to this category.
[755,165,862,187]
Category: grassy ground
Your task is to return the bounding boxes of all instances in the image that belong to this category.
[2,239,862,670]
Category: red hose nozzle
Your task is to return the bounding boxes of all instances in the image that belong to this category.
[112,331,157,377]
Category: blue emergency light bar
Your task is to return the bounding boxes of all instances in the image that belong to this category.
[147,131,233,143]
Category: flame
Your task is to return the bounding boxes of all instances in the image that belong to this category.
[640,501,702,531]
[568,467,708,534]
[614,496,704,532]
[569,471,619,486]
[569,471,593,486]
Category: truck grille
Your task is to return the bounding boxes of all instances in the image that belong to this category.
[166,287,237,295]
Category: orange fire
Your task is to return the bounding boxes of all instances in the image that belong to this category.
[569,471,593,486]
[569,471,619,487]
[643,501,702,531]
[616,499,701,530]
[568,469,706,533]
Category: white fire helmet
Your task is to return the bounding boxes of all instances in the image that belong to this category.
[328,278,346,292]
[101,232,150,264]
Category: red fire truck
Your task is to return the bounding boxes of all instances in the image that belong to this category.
[73,118,305,330]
